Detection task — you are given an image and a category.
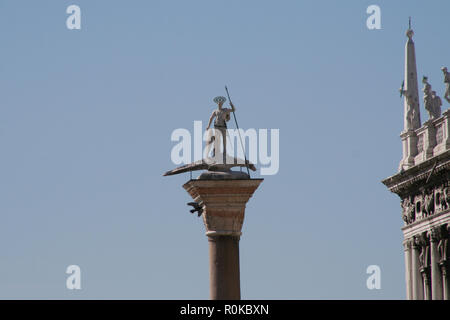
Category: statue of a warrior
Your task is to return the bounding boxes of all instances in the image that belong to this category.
[442,67,450,103]
[422,76,436,120]
[205,96,235,164]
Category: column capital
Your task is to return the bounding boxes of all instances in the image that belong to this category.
[412,235,420,248]
[183,178,263,237]
[403,238,413,250]
[430,227,441,243]
[413,234,428,248]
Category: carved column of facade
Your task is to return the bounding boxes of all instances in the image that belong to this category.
[412,235,424,299]
[423,120,437,160]
[403,239,413,299]
[183,178,263,300]
[419,233,431,300]
[442,110,450,149]
[439,225,449,300]
[430,228,443,300]
[400,130,418,170]
[441,263,449,300]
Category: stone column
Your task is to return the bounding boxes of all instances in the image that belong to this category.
[422,272,431,300]
[441,261,449,300]
[420,233,431,300]
[208,235,241,299]
[403,239,413,299]
[439,225,449,300]
[412,236,424,300]
[183,177,263,300]
[430,228,443,300]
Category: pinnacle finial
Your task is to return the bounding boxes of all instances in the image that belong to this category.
[406,17,414,39]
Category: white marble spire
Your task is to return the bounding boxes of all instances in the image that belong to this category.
[402,23,421,131]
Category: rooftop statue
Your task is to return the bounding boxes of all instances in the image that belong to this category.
[422,76,441,120]
[432,91,442,118]
[442,67,450,103]
[164,89,256,179]
[421,76,442,120]
[399,80,419,129]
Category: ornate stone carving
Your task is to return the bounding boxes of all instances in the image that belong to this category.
[430,227,441,243]
[417,233,430,270]
[183,179,263,237]
[401,196,416,224]
[436,185,449,211]
[437,225,448,264]
[421,189,435,217]
[401,182,450,225]
[404,237,414,250]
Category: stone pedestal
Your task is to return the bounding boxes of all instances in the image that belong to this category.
[443,110,450,149]
[400,130,418,170]
[183,176,263,300]
[423,120,437,160]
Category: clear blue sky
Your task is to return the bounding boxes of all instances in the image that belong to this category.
[1,0,449,299]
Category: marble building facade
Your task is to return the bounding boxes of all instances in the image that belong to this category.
[383,26,450,300]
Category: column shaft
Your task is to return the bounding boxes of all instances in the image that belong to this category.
[208,235,241,300]
[411,243,424,299]
[431,233,443,300]
[404,240,412,299]
[423,271,431,300]
[441,264,449,300]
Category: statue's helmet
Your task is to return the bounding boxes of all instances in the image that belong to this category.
[213,96,227,104]
[442,67,448,72]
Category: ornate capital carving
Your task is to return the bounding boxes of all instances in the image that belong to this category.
[438,224,449,263]
[430,227,441,242]
[403,238,413,250]
[412,234,421,248]
[183,179,263,237]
